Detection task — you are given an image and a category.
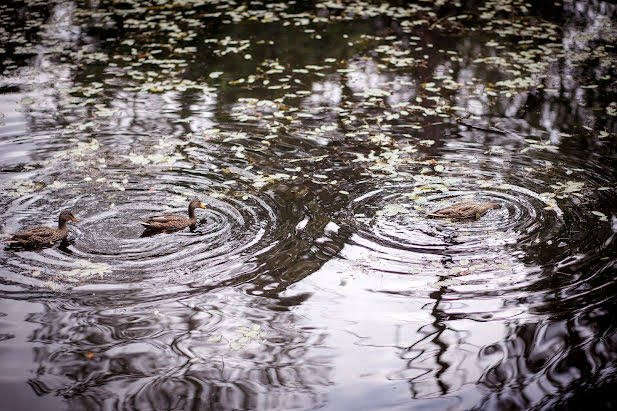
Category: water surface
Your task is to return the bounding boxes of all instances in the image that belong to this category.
[1,0,617,409]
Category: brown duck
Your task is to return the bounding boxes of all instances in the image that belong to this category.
[427,201,500,219]
[141,198,206,230]
[4,210,79,245]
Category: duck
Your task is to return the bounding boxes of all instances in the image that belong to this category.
[4,210,80,245]
[426,201,501,219]
[140,198,206,231]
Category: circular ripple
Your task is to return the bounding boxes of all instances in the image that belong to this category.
[321,181,569,306]
[68,191,276,282]
[0,182,282,289]
[344,183,563,257]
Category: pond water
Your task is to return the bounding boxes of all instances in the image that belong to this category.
[1,0,617,409]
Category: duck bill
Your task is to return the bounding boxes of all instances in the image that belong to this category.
[199,204,206,209]
[71,217,80,222]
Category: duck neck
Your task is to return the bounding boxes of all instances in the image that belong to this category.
[188,204,196,219]
[58,218,68,229]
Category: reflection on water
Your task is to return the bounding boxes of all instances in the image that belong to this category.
[23,289,333,409]
[1,0,616,409]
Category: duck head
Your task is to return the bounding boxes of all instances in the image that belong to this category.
[59,210,79,223]
[189,198,206,210]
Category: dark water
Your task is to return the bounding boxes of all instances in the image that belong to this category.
[1,0,617,409]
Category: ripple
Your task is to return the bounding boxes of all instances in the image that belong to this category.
[0,183,283,289]
[72,192,277,281]
[342,181,564,258]
[317,176,573,304]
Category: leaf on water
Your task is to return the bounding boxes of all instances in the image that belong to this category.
[148,153,167,163]
[222,131,249,142]
[355,88,391,98]
[4,179,41,198]
[562,181,584,193]
[125,153,148,165]
[237,323,264,341]
[230,342,242,351]
[44,281,57,291]
[377,204,409,217]
[251,172,290,189]
[209,72,223,78]
[208,335,222,343]
[591,211,608,221]
[19,97,34,105]
[63,260,112,279]
[49,181,67,189]
[95,107,118,117]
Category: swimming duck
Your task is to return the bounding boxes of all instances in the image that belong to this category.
[426,201,501,219]
[141,198,206,230]
[4,210,79,245]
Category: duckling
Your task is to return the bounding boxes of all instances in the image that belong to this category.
[141,198,206,231]
[4,210,79,245]
[427,201,500,219]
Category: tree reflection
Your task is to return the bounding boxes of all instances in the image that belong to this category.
[24,289,333,409]
[477,294,617,409]
[1,0,616,409]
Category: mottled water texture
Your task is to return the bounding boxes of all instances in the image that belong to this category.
[1,0,617,409]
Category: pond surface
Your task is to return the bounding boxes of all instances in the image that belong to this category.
[1,0,617,409]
